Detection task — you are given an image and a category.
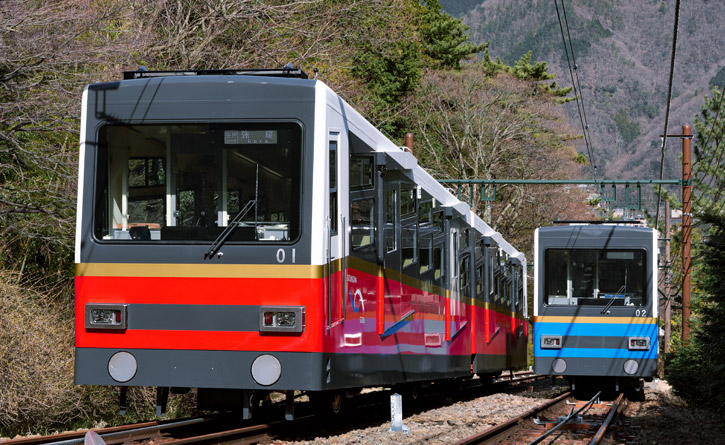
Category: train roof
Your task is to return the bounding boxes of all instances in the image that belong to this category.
[536,224,656,250]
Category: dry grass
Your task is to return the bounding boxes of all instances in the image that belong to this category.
[0,272,110,436]
[0,271,197,437]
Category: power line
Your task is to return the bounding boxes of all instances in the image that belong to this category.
[560,0,596,176]
[654,0,681,230]
[554,0,597,180]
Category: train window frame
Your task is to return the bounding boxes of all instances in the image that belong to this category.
[400,187,416,218]
[350,197,375,250]
[543,248,648,307]
[432,210,444,233]
[433,244,444,280]
[401,223,418,269]
[475,264,484,297]
[385,189,397,253]
[487,246,497,302]
[418,199,432,226]
[459,255,470,296]
[328,135,339,236]
[419,231,433,275]
[92,121,303,244]
[350,155,374,190]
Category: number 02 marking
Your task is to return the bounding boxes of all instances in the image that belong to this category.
[635,309,647,317]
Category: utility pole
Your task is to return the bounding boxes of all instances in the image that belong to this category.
[682,124,692,344]
[664,200,672,353]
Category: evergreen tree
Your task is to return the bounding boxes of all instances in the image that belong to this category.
[667,87,725,416]
[420,0,487,69]
[666,210,725,415]
[692,88,725,212]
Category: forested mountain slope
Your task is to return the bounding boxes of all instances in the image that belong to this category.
[443,0,725,185]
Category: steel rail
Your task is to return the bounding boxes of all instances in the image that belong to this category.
[0,420,162,445]
[590,393,625,445]
[41,417,209,445]
[454,391,571,445]
[530,391,602,445]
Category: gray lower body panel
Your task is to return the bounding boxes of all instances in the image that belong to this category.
[534,356,657,378]
[75,348,474,390]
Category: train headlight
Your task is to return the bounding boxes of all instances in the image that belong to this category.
[540,335,563,349]
[251,354,281,386]
[628,337,650,350]
[552,358,567,373]
[108,351,137,382]
[259,306,304,333]
[86,303,128,330]
[624,359,639,375]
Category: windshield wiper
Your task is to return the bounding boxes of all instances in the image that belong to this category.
[601,285,626,314]
[204,199,256,259]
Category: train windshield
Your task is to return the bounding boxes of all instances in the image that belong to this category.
[544,249,647,307]
[93,123,302,242]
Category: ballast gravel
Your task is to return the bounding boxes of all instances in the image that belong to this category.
[272,379,725,445]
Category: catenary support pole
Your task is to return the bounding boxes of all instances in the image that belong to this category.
[682,124,692,344]
[664,200,672,353]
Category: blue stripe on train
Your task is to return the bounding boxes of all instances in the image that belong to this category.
[534,346,657,359]
[534,322,658,360]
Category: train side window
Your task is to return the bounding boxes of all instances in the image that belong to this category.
[419,232,433,275]
[418,200,432,226]
[433,210,443,232]
[460,255,470,296]
[329,138,338,235]
[434,245,444,280]
[351,198,374,249]
[460,229,470,249]
[385,189,397,252]
[350,156,374,189]
[402,224,417,269]
[401,187,416,218]
[488,248,497,301]
[476,265,483,297]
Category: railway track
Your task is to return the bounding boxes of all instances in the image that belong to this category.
[3,371,547,444]
[455,391,631,444]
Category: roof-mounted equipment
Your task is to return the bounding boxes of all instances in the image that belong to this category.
[123,68,309,80]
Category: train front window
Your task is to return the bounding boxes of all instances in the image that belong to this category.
[544,249,647,307]
[94,123,302,242]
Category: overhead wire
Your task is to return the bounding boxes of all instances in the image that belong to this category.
[554,0,597,181]
[560,0,596,177]
[654,0,681,229]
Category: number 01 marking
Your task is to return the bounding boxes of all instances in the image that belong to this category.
[276,248,296,263]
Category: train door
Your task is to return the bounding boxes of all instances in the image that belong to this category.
[485,241,500,345]
[383,179,401,312]
[426,210,446,348]
[327,132,343,327]
[456,230,471,342]
[348,148,378,327]
[446,220,459,341]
